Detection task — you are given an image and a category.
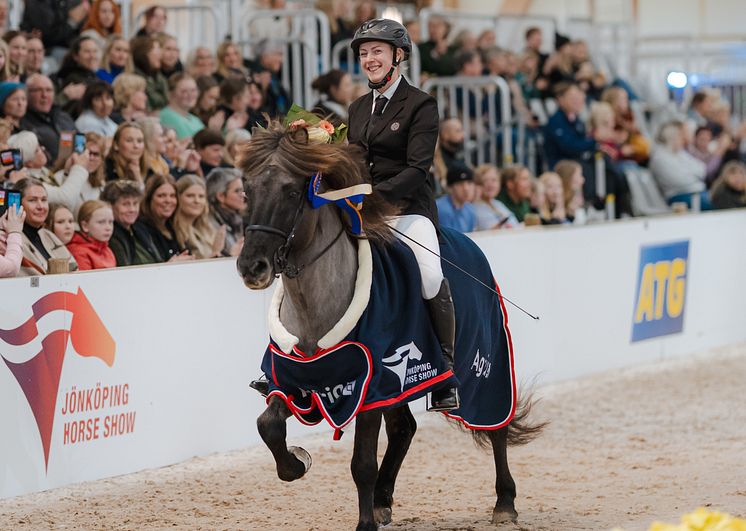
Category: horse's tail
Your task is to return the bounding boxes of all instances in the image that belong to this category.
[470,390,547,449]
[504,390,547,446]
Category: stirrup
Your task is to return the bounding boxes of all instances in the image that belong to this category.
[427,386,460,412]
[249,375,269,397]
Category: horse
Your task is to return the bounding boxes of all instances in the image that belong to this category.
[236,122,544,531]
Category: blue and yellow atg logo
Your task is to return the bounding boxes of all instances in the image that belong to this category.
[631,240,689,342]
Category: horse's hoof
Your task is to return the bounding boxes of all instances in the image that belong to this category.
[491,507,518,524]
[288,446,312,474]
[374,506,392,526]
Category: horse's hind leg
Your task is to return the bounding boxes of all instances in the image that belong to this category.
[373,405,417,526]
[257,396,311,482]
[488,428,518,523]
[351,409,383,531]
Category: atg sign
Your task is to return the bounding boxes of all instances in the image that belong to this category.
[631,240,690,342]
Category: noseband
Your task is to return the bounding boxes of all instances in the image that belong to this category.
[244,178,344,279]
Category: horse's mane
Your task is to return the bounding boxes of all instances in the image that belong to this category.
[238,120,396,242]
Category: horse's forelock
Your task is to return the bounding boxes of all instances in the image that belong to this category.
[240,120,396,242]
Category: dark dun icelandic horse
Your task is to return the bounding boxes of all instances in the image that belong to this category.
[236,122,543,531]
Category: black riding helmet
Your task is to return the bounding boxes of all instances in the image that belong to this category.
[351,19,412,89]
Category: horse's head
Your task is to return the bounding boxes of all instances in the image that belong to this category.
[237,160,321,289]
[236,121,395,290]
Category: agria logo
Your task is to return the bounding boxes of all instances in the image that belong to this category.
[631,240,689,342]
[0,288,115,469]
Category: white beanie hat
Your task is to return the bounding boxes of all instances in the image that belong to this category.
[8,131,40,163]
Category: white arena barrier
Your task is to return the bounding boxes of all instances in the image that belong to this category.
[1,209,745,498]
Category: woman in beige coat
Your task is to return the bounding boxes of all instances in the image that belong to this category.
[14,178,78,276]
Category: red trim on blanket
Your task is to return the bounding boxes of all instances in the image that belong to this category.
[269,341,375,430]
[309,344,374,430]
[359,369,454,412]
[443,278,518,431]
[266,390,321,426]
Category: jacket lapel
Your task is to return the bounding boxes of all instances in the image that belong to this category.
[367,77,410,142]
[353,91,374,147]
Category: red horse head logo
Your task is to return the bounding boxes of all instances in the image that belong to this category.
[0,288,115,469]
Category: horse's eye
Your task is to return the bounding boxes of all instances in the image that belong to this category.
[288,190,301,200]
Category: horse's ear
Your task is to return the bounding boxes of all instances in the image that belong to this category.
[288,127,309,145]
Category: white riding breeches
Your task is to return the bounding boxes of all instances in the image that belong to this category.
[387,214,444,300]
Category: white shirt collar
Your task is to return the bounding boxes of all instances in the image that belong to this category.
[371,74,403,114]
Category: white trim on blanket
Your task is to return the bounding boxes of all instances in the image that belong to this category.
[268,239,373,354]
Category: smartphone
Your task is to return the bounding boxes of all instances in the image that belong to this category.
[0,190,21,217]
[58,130,74,161]
[74,132,86,154]
[0,148,23,171]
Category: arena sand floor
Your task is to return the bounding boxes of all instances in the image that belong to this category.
[1,343,745,531]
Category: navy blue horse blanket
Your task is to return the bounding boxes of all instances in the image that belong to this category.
[261,227,516,435]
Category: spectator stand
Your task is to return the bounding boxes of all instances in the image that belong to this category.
[422,75,513,168]
[130,2,227,52]
[332,37,421,89]
[633,34,746,105]
[566,17,635,82]
[713,80,746,122]
[495,14,557,54]
[417,9,557,54]
[237,8,330,110]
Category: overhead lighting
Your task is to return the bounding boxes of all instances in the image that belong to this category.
[666,71,688,89]
[381,6,403,23]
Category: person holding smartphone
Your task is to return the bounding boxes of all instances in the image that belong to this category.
[0,202,26,277]
[14,177,78,276]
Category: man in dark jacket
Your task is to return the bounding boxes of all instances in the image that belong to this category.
[21,0,89,50]
[543,81,597,168]
[20,74,76,164]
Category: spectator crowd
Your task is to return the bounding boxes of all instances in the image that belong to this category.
[1,0,745,277]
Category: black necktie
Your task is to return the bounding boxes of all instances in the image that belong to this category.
[367,95,388,143]
[373,95,388,116]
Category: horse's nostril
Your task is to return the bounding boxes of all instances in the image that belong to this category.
[248,259,270,278]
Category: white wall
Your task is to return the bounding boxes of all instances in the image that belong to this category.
[1,209,745,499]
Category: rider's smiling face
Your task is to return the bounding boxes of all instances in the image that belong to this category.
[359,41,397,85]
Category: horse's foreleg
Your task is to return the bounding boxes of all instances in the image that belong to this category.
[350,410,383,531]
[257,396,311,482]
[373,405,417,526]
[488,428,518,523]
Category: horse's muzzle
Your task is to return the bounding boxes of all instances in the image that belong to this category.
[237,256,274,290]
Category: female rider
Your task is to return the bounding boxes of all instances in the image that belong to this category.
[348,19,458,411]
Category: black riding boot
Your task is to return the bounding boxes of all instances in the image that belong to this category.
[426,279,460,412]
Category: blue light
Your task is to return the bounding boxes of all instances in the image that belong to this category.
[667,71,688,89]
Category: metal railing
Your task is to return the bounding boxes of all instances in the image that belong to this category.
[418,9,558,55]
[238,8,330,71]
[238,8,330,110]
[422,75,512,167]
[130,4,226,51]
[495,14,557,53]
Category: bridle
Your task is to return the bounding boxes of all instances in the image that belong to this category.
[244,178,345,279]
